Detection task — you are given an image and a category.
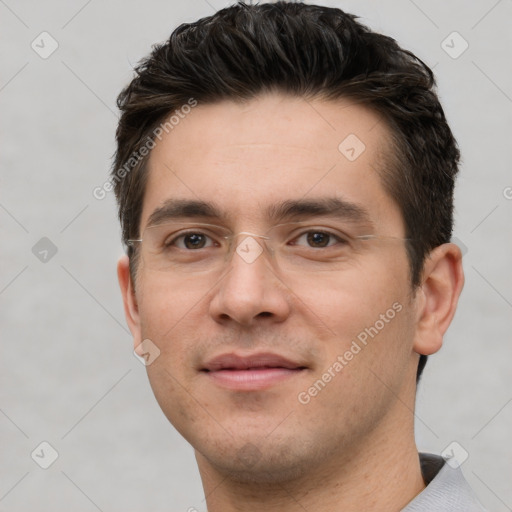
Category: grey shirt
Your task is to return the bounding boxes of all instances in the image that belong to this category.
[402,453,488,511]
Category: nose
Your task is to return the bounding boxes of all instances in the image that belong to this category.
[208,234,291,327]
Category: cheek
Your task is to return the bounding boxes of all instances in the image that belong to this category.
[298,255,414,380]
[135,275,211,383]
[137,273,210,333]
[137,278,207,435]
[145,362,207,444]
[289,257,408,332]
[303,295,414,427]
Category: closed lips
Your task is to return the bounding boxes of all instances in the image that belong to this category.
[201,352,308,372]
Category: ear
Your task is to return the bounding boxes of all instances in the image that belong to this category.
[413,243,465,356]
[117,254,142,351]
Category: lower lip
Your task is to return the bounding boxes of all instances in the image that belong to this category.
[203,367,305,390]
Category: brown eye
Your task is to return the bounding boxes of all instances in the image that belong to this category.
[292,230,346,249]
[183,233,207,249]
[306,232,332,248]
[166,232,215,250]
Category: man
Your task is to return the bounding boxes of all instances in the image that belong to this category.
[112,2,487,510]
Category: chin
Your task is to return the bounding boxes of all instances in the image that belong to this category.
[197,441,315,485]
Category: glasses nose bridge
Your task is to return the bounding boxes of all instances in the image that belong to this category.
[236,230,271,240]
[226,230,274,264]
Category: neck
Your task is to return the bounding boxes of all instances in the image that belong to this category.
[196,409,425,512]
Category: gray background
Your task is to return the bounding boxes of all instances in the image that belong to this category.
[1,0,511,510]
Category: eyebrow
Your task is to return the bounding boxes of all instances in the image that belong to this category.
[145,197,374,229]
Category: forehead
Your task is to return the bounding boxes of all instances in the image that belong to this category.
[141,92,403,233]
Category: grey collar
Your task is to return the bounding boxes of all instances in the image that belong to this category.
[401,453,488,511]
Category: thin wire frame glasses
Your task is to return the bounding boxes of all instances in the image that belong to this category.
[126,221,411,274]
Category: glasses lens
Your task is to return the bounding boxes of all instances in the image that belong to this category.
[264,222,364,272]
[140,222,231,273]
[135,221,405,274]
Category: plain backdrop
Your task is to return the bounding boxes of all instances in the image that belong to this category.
[1,1,511,510]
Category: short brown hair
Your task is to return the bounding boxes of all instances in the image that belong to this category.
[111,1,460,381]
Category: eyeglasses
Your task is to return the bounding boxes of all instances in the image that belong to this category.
[126,221,410,274]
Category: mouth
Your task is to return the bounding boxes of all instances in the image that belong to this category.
[200,352,308,391]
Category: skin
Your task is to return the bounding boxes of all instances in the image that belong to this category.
[118,91,464,511]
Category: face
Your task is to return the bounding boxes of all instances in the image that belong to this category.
[120,92,435,483]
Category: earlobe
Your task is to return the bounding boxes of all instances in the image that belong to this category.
[413,243,465,356]
[117,255,142,349]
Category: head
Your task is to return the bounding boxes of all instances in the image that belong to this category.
[114,1,463,483]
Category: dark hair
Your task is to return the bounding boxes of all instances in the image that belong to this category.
[112,1,460,383]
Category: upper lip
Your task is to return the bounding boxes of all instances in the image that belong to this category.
[201,352,308,372]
